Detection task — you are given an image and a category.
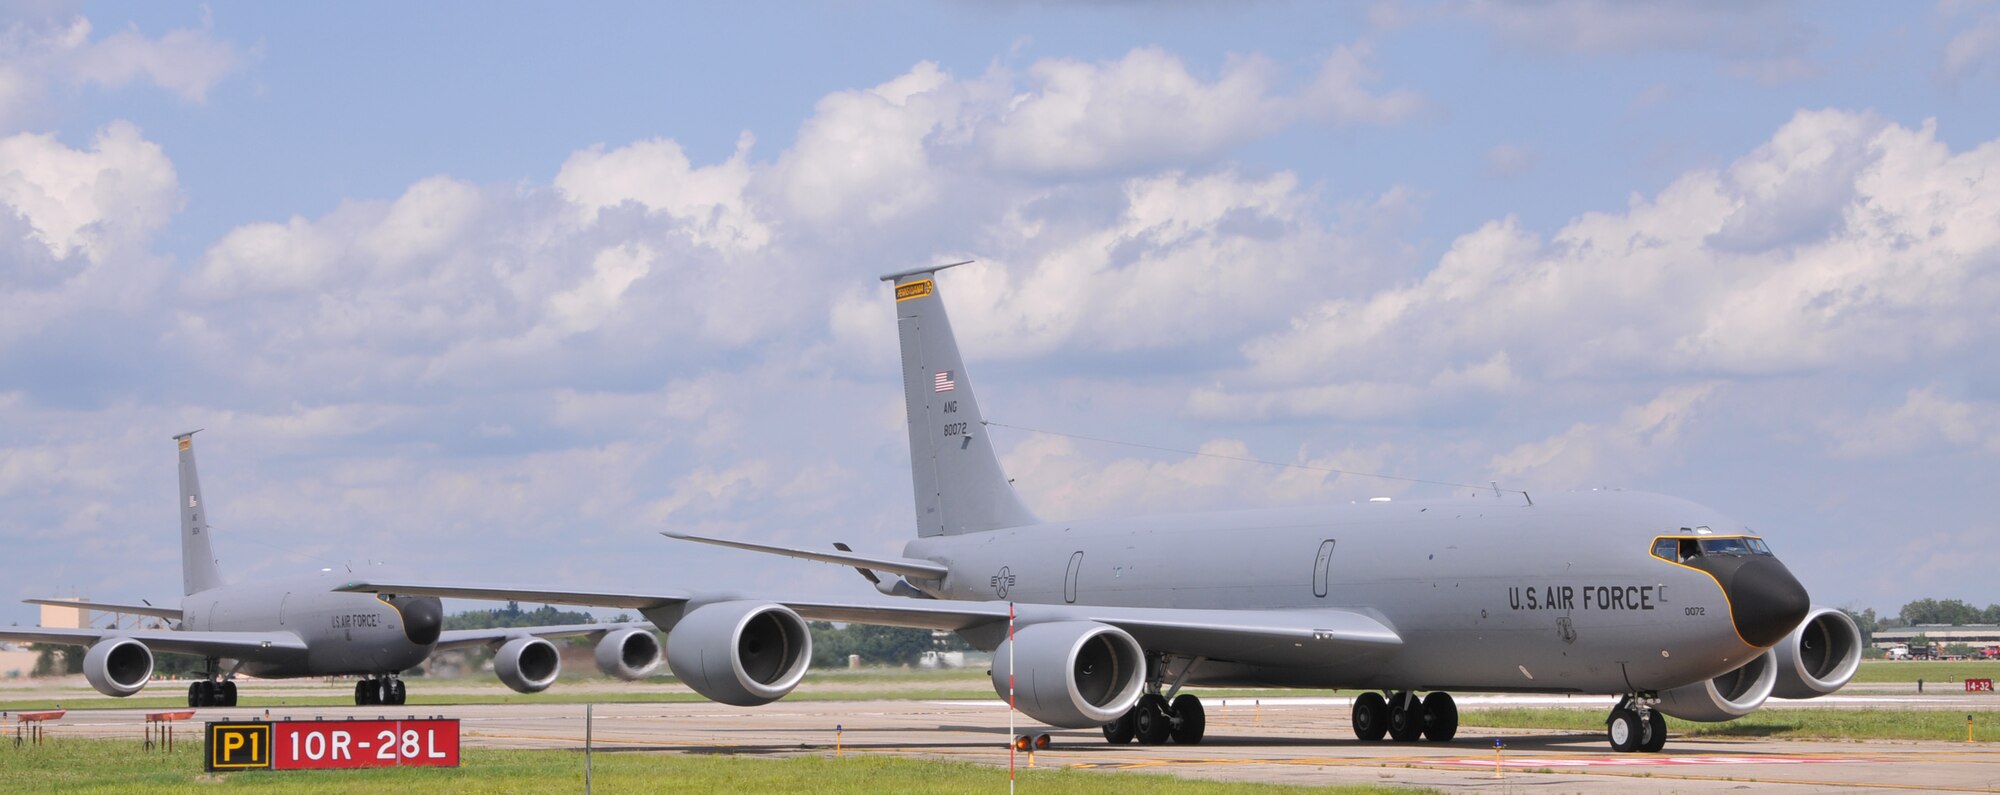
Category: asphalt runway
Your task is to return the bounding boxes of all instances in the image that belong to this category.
[21,693,2000,792]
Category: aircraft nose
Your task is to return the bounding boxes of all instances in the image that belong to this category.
[390,595,444,646]
[1721,556,1810,648]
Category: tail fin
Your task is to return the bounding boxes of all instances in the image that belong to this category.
[175,431,224,595]
[882,262,1039,536]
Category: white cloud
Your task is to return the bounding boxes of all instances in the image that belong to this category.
[1941,6,2000,81]
[554,132,770,253]
[1825,387,2000,459]
[1229,109,2000,416]
[1487,384,1718,490]
[1001,433,1401,519]
[0,120,178,261]
[0,13,240,127]
[544,243,654,337]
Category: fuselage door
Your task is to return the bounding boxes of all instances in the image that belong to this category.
[1313,539,1336,598]
[1064,551,1083,604]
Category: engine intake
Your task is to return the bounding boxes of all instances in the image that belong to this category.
[494,636,561,693]
[666,601,812,706]
[84,638,153,697]
[1771,606,1862,699]
[595,627,663,680]
[1655,649,1776,721]
[989,621,1145,728]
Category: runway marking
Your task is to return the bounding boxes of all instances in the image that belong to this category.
[1438,754,1870,767]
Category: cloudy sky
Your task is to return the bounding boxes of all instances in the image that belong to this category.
[3,1,1997,628]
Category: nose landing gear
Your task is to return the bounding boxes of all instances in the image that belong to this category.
[1607,694,1667,752]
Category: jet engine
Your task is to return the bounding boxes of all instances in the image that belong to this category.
[594,627,663,681]
[1771,606,1863,699]
[988,621,1145,728]
[1654,649,1776,721]
[665,600,811,707]
[83,638,153,697]
[494,636,561,693]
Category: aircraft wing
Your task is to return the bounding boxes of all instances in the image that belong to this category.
[336,581,689,611]
[22,598,183,621]
[338,580,1401,665]
[431,621,656,652]
[0,626,308,658]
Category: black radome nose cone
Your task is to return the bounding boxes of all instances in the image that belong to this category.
[1724,556,1811,648]
[392,595,444,646]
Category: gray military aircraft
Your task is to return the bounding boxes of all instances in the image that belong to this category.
[0,432,663,707]
[343,262,1862,751]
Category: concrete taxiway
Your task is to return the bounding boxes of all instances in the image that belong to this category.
[22,693,2000,792]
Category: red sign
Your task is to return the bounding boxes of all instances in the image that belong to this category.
[1968,678,1994,693]
[269,719,460,770]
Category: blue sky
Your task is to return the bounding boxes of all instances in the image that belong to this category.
[3,1,1999,628]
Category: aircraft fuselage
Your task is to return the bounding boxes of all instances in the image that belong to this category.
[180,575,441,678]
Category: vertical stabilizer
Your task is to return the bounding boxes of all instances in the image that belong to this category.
[175,431,224,595]
[882,262,1039,536]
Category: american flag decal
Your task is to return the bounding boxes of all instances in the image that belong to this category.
[934,370,956,392]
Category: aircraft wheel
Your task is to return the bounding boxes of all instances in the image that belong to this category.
[1103,708,1137,744]
[1421,692,1458,742]
[1169,694,1206,744]
[1133,694,1173,745]
[1386,692,1423,742]
[219,680,238,707]
[355,678,374,706]
[1350,691,1388,741]
[1639,710,1667,752]
[376,679,394,705]
[187,682,202,708]
[1606,707,1643,753]
[390,679,408,705]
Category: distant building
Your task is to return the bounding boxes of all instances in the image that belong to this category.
[0,644,37,678]
[1873,625,2000,648]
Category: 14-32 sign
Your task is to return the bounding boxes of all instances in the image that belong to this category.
[207,718,459,771]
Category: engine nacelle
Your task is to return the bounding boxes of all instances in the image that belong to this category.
[594,627,663,681]
[989,621,1145,729]
[494,636,561,693]
[1771,606,1863,699]
[666,601,812,707]
[1655,649,1776,722]
[83,638,153,697]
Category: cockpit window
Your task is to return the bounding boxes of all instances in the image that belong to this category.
[1653,535,1774,562]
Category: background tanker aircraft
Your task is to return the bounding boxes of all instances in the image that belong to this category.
[0,433,663,707]
[345,262,1864,752]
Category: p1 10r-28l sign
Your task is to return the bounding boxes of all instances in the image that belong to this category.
[206,718,460,771]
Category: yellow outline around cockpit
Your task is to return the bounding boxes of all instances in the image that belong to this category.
[1647,534,1763,650]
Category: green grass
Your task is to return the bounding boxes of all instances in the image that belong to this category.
[0,738,1417,794]
[1463,707,1999,742]
[1850,660,2000,684]
[0,688,1006,713]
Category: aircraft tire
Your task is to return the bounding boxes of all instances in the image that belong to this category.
[1421,692,1458,742]
[1169,694,1206,744]
[1103,709,1137,744]
[390,679,408,705]
[1387,692,1423,742]
[187,682,201,708]
[1606,707,1643,752]
[355,679,374,706]
[1133,694,1173,745]
[1639,710,1667,752]
[1351,692,1388,741]
[220,681,238,707]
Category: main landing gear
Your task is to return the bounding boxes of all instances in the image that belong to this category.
[187,657,238,707]
[187,679,237,707]
[1104,656,1207,745]
[354,675,407,706]
[1606,695,1668,753]
[1350,691,1457,742]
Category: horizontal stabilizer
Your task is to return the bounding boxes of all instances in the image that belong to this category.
[664,531,950,580]
[23,598,182,621]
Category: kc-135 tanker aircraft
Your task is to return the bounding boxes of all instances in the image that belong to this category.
[0,433,663,707]
[345,262,1862,752]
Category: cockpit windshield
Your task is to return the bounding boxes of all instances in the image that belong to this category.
[1652,535,1773,563]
